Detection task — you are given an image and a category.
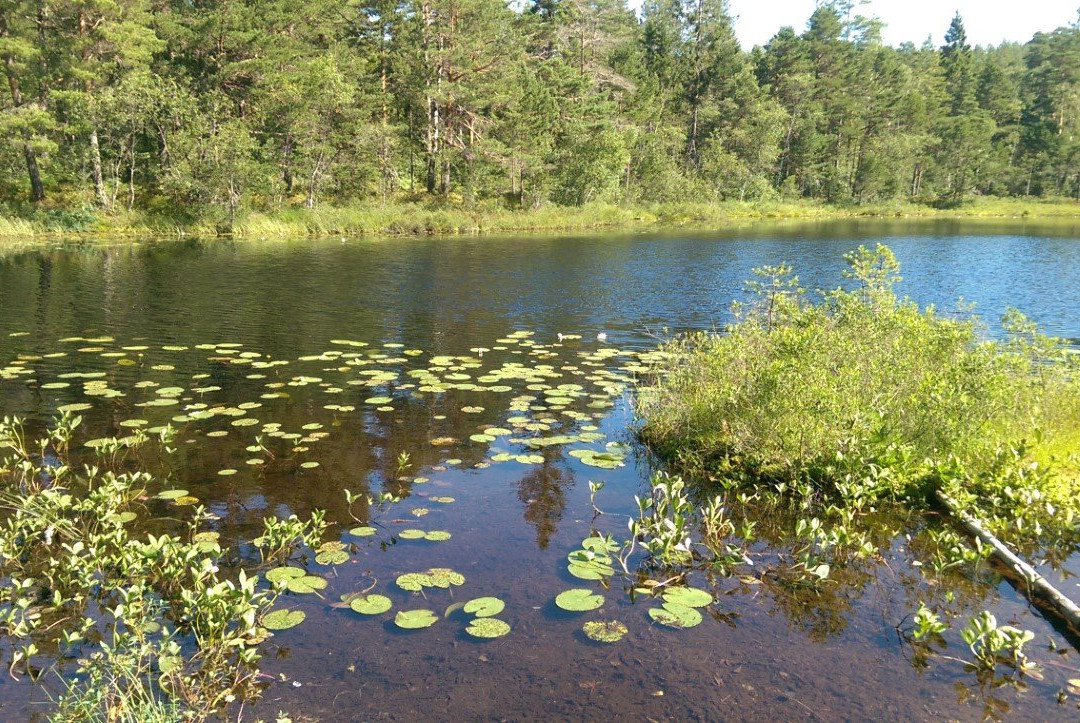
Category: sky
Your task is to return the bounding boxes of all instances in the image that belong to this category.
[721,0,1079,49]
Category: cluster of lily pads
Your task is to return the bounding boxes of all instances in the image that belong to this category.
[0,329,682,655]
[551,534,716,642]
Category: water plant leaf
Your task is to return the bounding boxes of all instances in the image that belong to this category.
[424,530,451,541]
[398,529,426,540]
[264,609,306,630]
[265,566,306,585]
[555,589,605,612]
[287,575,328,594]
[395,609,438,629]
[466,617,510,638]
[661,587,713,608]
[349,526,377,537]
[463,597,505,618]
[583,620,627,643]
[350,594,392,615]
[648,603,702,629]
[315,549,349,565]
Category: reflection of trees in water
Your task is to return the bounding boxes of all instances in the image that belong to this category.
[517,456,574,549]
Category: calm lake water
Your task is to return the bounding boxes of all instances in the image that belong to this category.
[1,219,1079,721]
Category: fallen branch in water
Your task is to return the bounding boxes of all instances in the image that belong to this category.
[935,489,1080,633]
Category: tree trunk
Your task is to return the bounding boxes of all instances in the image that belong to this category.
[89,126,109,208]
[1,13,45,201]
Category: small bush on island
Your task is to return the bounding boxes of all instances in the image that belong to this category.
[635,245,1080,545]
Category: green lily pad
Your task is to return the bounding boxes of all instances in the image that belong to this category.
[264,609,306,630]
[648,602,702,629]
[398,529,426,540]
[395,609,438,629]
[463,597,505,618]
[555,589,605,612]
[350,594,393,615]
[156,489,189,500]
[466,617,510,638]
[265,566,305,585]
[287,575,328,594]
[424,530,451,541]
[662,587,713,608]
[583,620,627,643]
[349,526,377,537]
[396,573,430,591]
[315,549,349,565]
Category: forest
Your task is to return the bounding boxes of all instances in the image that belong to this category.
[2,0,1080,228]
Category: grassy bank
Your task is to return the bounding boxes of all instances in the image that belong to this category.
[634,245,1080,546]
[2,196,1080,241]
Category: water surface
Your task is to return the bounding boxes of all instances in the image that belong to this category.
[1,219,1079,721]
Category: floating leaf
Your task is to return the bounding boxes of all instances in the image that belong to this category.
[463,597,505,618]
[466,618,510,638]
[394,609,438,629]
[555,589,605,612]
[398,529,426,540]
[264,609,306,630]
[662,587,713,609]
[315,549,349,565]
[156,489,189,501]
[350,594,392,615]
[583,620,627,643]
[648,603,702,629]
[424,530,451,541]
[265,566,305,585]
[349,526,377,537]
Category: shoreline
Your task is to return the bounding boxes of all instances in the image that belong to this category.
[3,197,1080,243]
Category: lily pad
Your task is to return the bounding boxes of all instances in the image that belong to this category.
[555,589,605,612]
[463,597,505,618]
[583,620,627,643]
[264,609,306,631]
[662,587,713,609]
[394,609,438,629]
[315,549,349,565]
[398,529,426,540]
[648,602,702,629]
[349,526,377,537]
[466,617,510,638]
[350,594,393,615]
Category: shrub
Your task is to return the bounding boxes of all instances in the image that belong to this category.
[635,245,1080,539]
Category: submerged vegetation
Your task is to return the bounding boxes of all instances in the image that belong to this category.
[636,244,1080,546]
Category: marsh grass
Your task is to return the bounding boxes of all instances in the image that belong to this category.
[2,196,1080,241]
[635,245,1080,543]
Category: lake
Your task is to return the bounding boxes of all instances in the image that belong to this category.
[0,219,1078,721]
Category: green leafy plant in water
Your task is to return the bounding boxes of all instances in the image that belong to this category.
[0,414,331,720]
[648,603,702,629]
[555,589,605,612]
[463,597,505,617]
[960,611,1035,671]
[466,617,510,638]
[349,595,393,616]
[910,603,948,641]
[582,620,627,642]
[394,609,438,629]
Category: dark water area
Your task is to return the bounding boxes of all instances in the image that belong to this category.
[1,219,1079,721]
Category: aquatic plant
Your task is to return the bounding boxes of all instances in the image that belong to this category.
[635,245,1080,546]
[0,415,327,720]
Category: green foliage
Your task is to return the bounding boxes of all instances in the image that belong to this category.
[0,415,327,720]
[3,0,1080,225]
[635,245,1080,542]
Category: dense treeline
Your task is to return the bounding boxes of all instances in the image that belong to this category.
[2,0,1080,225]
